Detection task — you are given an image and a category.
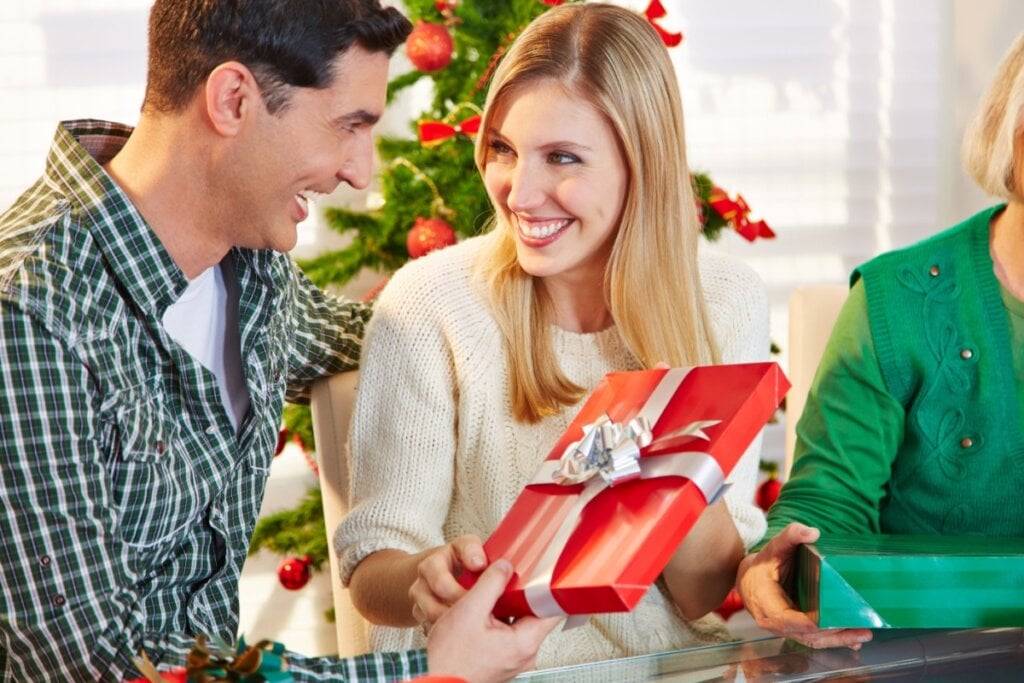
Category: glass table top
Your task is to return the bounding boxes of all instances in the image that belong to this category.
[518,628,1024,682]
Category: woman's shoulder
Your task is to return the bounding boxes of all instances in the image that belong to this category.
[698,249,770,362]
[698,248,767,312]
[375,235,489,307]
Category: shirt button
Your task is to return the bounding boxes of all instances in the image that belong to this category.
[929,265,940,277]
[960,349,973,360]
[206,425,216,435]
[960,437,974,449]
[39,555,51,566]
[53,594,66,607]
[155,440,166,454]
[273,370,281,382]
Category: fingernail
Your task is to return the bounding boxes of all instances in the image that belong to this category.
[493,559,512,573]
[472,554,486,568]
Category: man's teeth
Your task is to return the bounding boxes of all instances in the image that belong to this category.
[519,218,571,239]
[297,190,328,209]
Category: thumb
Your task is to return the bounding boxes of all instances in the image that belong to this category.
[456,558,513,614]
[771,522,819,554]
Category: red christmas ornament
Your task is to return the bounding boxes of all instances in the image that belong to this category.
[274,428,288,456]
[277,555,313,591]
[756,475,783,511]
[406,21,453,72]
[407,217,457,259]
[714,588,745,621]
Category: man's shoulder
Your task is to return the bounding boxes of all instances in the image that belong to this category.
[1,186,113,334]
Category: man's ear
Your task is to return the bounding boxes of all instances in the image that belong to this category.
[204,61,260,137]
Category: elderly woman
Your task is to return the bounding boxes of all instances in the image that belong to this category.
[737,30,1024,650]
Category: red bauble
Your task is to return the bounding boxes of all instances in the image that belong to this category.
[407,217,457,259]
[278,555,313,591]
[756,476,783,511]
[714,588,745,621]
[274,428,289,456]
[406,21,453,72]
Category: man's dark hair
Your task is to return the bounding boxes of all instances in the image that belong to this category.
[144,0,412,114]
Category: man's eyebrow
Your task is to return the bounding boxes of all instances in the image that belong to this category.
[338,110,381,126]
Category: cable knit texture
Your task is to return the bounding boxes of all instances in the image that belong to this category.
[335,232,770,668]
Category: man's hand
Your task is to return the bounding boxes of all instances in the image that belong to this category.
[737,522,872,649]
[426,559,560,683]
[411,535,487,630]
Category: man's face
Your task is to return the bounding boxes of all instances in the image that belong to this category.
[228,45,390,253]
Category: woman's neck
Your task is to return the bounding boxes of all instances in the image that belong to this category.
[990,200,1024,300]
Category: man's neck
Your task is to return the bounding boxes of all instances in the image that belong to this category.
[103,112,230,280]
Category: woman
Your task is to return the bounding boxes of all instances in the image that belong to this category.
[737,31,1024,650]
[337,3,771,669]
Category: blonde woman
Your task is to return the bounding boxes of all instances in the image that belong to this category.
[738,30,1024,651]
[337,2,770,669]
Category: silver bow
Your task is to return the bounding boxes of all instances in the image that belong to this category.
[553,414,721,487]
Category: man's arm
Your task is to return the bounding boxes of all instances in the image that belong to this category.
[280,259,372,403]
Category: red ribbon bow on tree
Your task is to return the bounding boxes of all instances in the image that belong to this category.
[644,0,683,47]
[418,115,482,146]
[708,186,776,242]
[540,0,683,48]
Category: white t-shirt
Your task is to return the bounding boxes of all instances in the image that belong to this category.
[162,260,249,430]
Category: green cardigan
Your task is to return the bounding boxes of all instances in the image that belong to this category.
[766,205,1024,538]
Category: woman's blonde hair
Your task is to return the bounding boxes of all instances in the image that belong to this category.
[474,2,718,423]
[962,31,1024,201]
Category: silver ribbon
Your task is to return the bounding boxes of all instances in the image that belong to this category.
[521,368,730,623]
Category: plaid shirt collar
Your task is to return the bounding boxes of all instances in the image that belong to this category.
[50,119,278,313]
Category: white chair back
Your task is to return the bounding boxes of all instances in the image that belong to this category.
[310,369,370,656]
[784,284,848,478]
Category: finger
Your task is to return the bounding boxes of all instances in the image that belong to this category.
[793,628,873,650]
[450,534,487,572]
[418,553,469,605]
[454,558,514,616]
[410,579,454,624]
[765,523,819,558]
[508,614,562,641]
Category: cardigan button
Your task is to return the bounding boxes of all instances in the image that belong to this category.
[155,440,166,454]
[929,265,940,276]
[960,348,973,360]
[52,594,66,607]
[960,437,974,449]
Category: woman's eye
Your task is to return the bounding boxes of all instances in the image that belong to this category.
[549,151,580,164]
[489,140,513,155]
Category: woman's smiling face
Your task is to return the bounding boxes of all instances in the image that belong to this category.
[482,79,628,288]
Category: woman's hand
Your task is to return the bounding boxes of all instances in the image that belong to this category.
[410,534,488,632]
[737,522,873,649]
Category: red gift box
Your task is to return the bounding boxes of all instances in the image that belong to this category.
[459,362,788,619]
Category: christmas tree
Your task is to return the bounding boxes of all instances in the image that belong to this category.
[250,0,773,598]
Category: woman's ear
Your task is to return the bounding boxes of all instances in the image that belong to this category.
[204,61,259,137]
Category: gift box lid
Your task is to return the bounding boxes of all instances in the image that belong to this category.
[797,534,1024,629]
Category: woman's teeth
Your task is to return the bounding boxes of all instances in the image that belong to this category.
[519,218,571,239]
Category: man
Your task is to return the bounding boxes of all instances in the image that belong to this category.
[0,1,555,680]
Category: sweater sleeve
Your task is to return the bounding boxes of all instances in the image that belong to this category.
[765,280,906,539]
[701,251,771,550]
[334,259,460,584]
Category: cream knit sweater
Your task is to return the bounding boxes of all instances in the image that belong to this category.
[336,232,770,669]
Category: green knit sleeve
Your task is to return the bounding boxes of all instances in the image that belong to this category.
[764,280,906,541]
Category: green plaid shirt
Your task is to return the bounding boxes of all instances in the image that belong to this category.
[0,120,426,681]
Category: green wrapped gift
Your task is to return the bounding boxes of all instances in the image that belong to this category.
[796,534,1024,628]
